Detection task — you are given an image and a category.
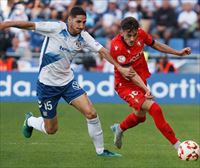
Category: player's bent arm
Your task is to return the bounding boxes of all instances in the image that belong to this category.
[98,47,135,78]
[129,70,149,93]
[129,70,154,99]
[0,21,35,30]
[151,40,191,56]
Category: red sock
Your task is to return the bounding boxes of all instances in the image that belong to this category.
[149,103,178,145]
[120,113,146,131]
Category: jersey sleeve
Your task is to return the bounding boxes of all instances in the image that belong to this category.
[81,31,103,52]
[110,41,116,58]
[110,40,120,60]
[140,28,154,46]
[34,21,63,37]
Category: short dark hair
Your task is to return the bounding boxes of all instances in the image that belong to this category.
[121,17,139,32]
[69,6,86,17]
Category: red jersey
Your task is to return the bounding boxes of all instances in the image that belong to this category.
[110,28,153,86]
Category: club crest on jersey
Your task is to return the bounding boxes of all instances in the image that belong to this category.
[117,55,126,63]
[72,81,81,90]
[114,46,119,50]
[75,41,83,50]
[134,98,139,103]
[137,40,142,46]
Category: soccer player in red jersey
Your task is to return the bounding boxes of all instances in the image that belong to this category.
[110,17,191,151]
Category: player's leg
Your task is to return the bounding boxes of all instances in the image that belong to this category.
[141,99,181,149]
[23,82,61,138]
[62,79,121,156]
[71,94,120,156]
[71,94,103,154]
[119,110,146,131]
[43,117,58,134]
[111,109,147,149]
[23,97,59,137]
[111,85,147,148]
[115,85,147,130]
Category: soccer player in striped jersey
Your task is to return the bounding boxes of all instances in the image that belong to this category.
[0,7,135,157]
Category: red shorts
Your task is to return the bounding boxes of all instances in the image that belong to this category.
[115,83,146,112]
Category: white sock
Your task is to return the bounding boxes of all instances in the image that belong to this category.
[87,116,104,154]
[174,140,181,150]
[118,124,123,133]
[28,116,47,134]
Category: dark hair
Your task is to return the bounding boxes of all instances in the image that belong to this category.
[69,6,86,17]
[121,17,139,32]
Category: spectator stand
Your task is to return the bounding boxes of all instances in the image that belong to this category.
[0,0,199,73]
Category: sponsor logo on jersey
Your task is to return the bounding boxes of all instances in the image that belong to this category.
[129,51,143,63]
[117,55,126,63]
[59,46,70,52]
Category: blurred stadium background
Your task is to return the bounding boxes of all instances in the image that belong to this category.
[0,0,199,168]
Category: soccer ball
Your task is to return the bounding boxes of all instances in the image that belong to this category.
[178,140,199,161]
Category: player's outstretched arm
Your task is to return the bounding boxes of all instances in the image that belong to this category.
[0,21,35,30]
[151,40,191,57]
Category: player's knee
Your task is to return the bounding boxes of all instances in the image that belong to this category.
[138,116,146,123]
[84,107,97,119]
[149,103,162,116]
[45,126,58,135]
[85,111,97,119]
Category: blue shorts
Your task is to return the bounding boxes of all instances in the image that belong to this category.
[36,79,85,119]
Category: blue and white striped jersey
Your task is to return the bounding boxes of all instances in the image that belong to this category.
[34,21,103,86]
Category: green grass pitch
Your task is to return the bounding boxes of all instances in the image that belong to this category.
[0,102,199,168]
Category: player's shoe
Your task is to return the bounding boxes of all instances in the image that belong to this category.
[22,112,33,138]
[111,123,123,149]
[97,149,121,157]
[174,140,181,150]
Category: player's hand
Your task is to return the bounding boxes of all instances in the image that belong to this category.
[145,90,154,99]
[0,22,8,30]
[118,66,136,80]
[178,47,191,56]
[0,22,3,30]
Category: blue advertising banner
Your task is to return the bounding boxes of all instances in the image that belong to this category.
[0,72,199,104]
